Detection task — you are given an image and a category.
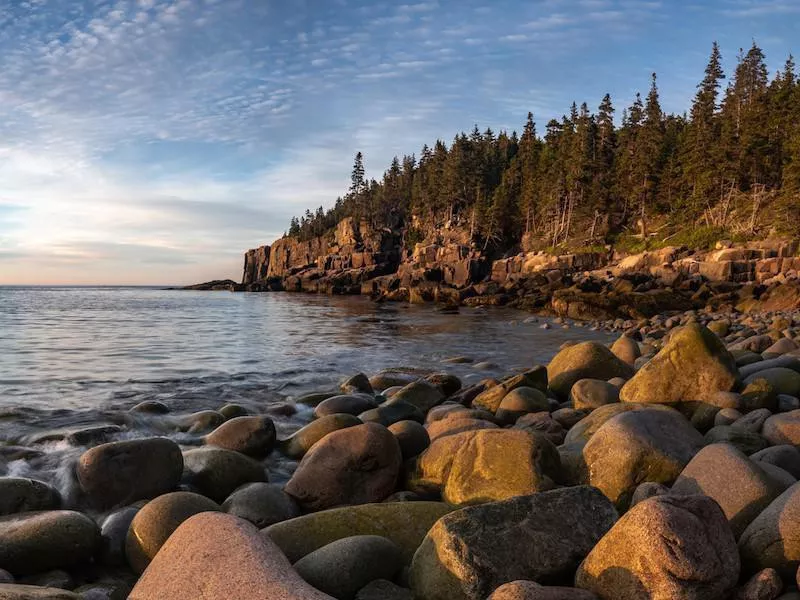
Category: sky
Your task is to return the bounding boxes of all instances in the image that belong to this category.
[0,0,797,285]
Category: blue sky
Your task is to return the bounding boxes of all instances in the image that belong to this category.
[0,0,797,284]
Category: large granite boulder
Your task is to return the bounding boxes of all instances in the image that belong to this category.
[671,443,786,537]
[575,494,740,600]
[126,491,221,574]
[284,423,402,512]
[570,379,619,411]
[128,513,333,599]
[77,438,183,508]
[472,368,548,413]
[610,334,641,366]
[205,416,277,458]
[739,482,800,577]
[582,407,704,509]
[410,486,617,600]
[264,501,454,564]
[279,414,362,459]
[547,343,634,399]
[182,447,266,502]
[294,535,403,600]
[0,511,100,576]
[620,324,738,405]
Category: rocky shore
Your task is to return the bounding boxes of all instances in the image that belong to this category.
[228,218,800,320]
[2,306,800,598]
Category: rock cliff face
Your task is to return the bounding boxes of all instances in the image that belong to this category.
[239,218,799,319]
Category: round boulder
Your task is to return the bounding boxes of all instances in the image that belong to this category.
[495,388,549,424]
[547,342,634,399]
[221,482,300,528]
[294,535,403,600]
[739,482,800,577]
[388,421,430,460]
[99,506,139,566]
[182,447,267,502]
[315,395,378,419]
[126,491,221,574]
[0,478,60,516]
[205,416,277,458]
[570,379,619,411]
[77,438,183,509]
[280,413,362,459]
[489,581,599,599]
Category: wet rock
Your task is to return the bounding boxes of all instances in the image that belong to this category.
[752,446,800,479]
[611,334,641,366]
[425,373,462,397]
[222,482,300,528]
[126,491,221,574]
[570,379,619,411]
[182,447,267,502]
[472,369,549,414]
[387,381,444,413]
[341,373,374,395]
[735,568,783,600]
[620,324,738,405]
[671,443,785,537]
[495,387,549,424]
[575,494,739,600]
[409,486,617,600]
[0,478,60,516]
[100,506,139,566]
[128,513,333,600]
[129,401,169,414]
[739,482,800,577]
[264,501,454,564]
[0,585,80,599]
[219,404,249,420]
[295,392,339,407]
[547,342,634,399]
[177,410,226,434]
[582,407,704,509]
[315,395,378,418]
[368,373,420,392]
[745,369,800,398]
[205,416,277,458]
[359,401,424,427]
[489,581,599,599]
[441,429,560,506]
[66,425,124,446]
[284,423,402,512]
[0,511,100,576]
[388,420,430,460]
[294,535,403,600]
[77,438,183,509]
[280,414,362,459]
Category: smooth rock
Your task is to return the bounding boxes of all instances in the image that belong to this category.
[280,414,362,459]
[182,447,267,502]
[341,373,373,395]
[704,425,769,455]
[77,438,183,509]
[0,478,60,516]
[100,506,139,566]
[264,501,454,564]
[489,581,599,599]
[495,387,550,424]
[570,379,619,411]
[0,585,80,599]
[219,404,250,419]
[763,411,800,447]
[409,486,617,600]
[547,343,634,399]
[472,369,548,413]
[575,494,740,600]
[752,446,800,479]
[359,402,425,427]
[284,423,402,512]
[294,535,403,600]
[222,482,300,528]
[355,580,413,600]
[205,416,277,458]
[388,421,430,460]
[126,491,221,574]
[128,512,333,600]
[611,335,641,366]
[513,412,566,445]
[387,381,444,413]
[735,568,783,600]
[739,482,800,577]
[745,369,800,397]
[315,395,378,419]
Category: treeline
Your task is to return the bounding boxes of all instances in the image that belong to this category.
[287,42,800,249]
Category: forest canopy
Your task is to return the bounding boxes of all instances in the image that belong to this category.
[287,42,800,252]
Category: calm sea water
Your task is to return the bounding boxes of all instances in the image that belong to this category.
[0,286,612,504]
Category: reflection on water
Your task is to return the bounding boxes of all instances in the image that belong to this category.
[0,286,612,501]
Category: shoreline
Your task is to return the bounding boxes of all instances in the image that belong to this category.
[0,305,799,597]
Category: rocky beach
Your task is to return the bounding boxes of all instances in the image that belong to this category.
[0,283,800,598]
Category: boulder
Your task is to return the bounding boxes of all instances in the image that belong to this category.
[280,414,362,459]
[205,416,277,458]
[745,369,800,398]
[176,410,225,433]
[473,368,549,413]
[611,335,641,366]
[294,535,403,600]
[409,486,617,600]
[620,324,738,405]
[489,582,599,599]
[128,513,333,600]
[0,511,100,576]
[388,421,430,460]
[570,379,619,411]
[739,482,800,577]
[582,407,704,509]
[77,438,183,509]
[387,381,444,413]
[222,482,300,528]
[425,415,497,442]
[182,447,266,502]
[0,479,60,516]
[264,501,454,564]
[441,429,560,506]
[359,402,424,427]
[513,413,566,446]
[575,494,739,600]
[315,395,379,418]
[704,426,769,455]
[733,408,774,433]
[563,403,646,445]
[284,423,402,512]
[341,373,373,395]
[547,343,634,399]
[425,373,463,397]
[126,491,221,574]
[219,404,250,419]
[763,411,800,447]
[752,446,800,479]
[671,443,785,537]
[355,580,413,600]
[0,585,80,599]
[495,388,549,424]
[99,506,139,566]
[735,568,783,600]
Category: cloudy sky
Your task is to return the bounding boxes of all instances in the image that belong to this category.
[0,0,797,285]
